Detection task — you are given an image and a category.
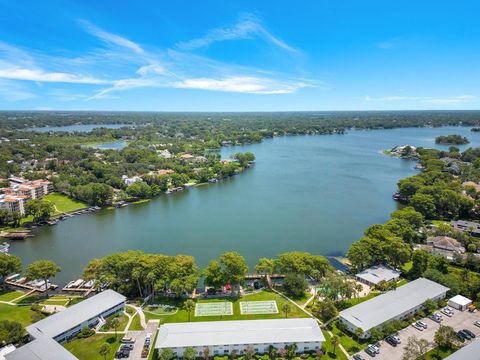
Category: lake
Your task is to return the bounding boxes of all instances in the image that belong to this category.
[9,126,480,285]
[86,141,128,150]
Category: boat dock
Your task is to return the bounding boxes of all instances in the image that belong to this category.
[5,273,58,292]
[62,278,97,296]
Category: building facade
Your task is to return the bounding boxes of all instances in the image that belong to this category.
[155,318,324,357]
[339,278,449,338]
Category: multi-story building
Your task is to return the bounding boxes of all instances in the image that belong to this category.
[155,318,325,357]
[339,278,449,338]
[6,290,126,360]
[0,178,53,214]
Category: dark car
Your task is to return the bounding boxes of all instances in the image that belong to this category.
[353,355,365,360]
[385,336,398,347]
[114,351,129,359]
[457,331,467,342]
[463,329,476,338]
[365,347,376,357]
[121,344,134,351]
[459,329,473,340]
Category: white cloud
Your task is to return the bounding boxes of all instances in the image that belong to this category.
[425,95,476,104]
[0,80,35,102]
[79,20,145,54]
[176,13,300,55]
[365,95,421,101]
[0,67,109,84]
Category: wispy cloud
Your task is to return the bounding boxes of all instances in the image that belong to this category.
[176,13,300,55]
[0,80,35,102]
[79,19,145,54]
[0,17,311,102]
[425,95,476,104]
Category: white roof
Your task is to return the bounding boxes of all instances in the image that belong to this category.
[0,345,15,360]
[449,295,472,306]
[340,278,449,332]
[5,338,77,360]
[444,339,480,359]
[26,289,125,338]
[355,265,401,285]
[155,318,324,349]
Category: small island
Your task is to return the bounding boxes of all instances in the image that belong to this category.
[471,127,480,132]
[435,134,470,145]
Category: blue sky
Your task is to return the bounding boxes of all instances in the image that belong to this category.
[0,0,479,111]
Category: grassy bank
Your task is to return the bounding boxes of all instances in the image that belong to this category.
[64,334,121,360]
[43,192,88,214]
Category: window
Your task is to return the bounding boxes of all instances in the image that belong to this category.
[305,347,309,350]
[224,350,229,354]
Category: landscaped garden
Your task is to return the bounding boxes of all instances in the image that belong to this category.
[0,290,24,302]
[0,303,37,326]
[143,290,309,323]
[64,334,122,360]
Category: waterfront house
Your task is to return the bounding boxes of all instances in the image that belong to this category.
[416,236,466,260]
[155,318,324,357]
[339,278,449,338]
[451,220,480,237]
[355,265,401,286]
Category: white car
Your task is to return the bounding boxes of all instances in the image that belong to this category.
[412,322,423,331]
[392,335,401,344]
[121,337,136,344]
[417,321,428,329]
[474,320,480,328]
[368,344,380,354]
[441,308,453,317]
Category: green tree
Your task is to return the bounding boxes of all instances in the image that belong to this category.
[159,348,174,360]
[25,259,61,297]
[410,193,437,219]
[402,335,430,360]
[330,335,340,355]
[202,260,224,289]
[244,346,256,360]
[423,299,437,314]
[126,181,152,199]
[106,316,121,339]
[99,343,111,360]
[0,320,25,345]
[183,347,197,360]
[282,303,292,318]
[313,298,338,321]
[282,273,307,298]
[434,325,457,352]
[219,252,248,289]
[267,345,278,360]
[25,198,55,221]
[0,253,22,289]
[184,299,195,322]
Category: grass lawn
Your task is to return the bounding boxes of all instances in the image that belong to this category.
[0,303,37,326]
[330,321,367,355]
[64,334,122,360]
[397,278,409,287]
[144,290,309,323]
[0,290,25,302]
[335,292,379,311]
[43,192,88,214]
[274,286,312,306]
[322,329,348,360]
[423,347,457,359]
[100,313,129,332]
[129,313,144,330]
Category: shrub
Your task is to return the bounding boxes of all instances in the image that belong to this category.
[77,326,94,339]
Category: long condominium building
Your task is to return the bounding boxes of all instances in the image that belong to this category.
[6,290,126,360]
[339,278,449,338]
[0,178,53,214]
[155,318,325,357]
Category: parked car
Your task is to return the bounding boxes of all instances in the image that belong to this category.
[412,322,424,331]
[121,337,136,344]
[367,344,380,354]
[392,335,401,344]
[353,355,365,360]
[441,308,453,317]
[385,336,398,347]
[428,314,442,323]
[445,306,454,312]
[121,344,134,351]
[474,320,480,328]
[115,350,130,359]
[417,320,427,329]
[460,329,473,340]
[463,329,476,339]
[365,347,376,357]
[457,331,468,342]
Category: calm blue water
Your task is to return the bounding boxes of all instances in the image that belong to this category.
[10,126,480,284]
[87,141,128,150]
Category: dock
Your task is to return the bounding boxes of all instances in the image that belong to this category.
[5,273,58,292]
[62,278,97,296]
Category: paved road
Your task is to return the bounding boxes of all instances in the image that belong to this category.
[354,310,480,359]
[123,320,159,360]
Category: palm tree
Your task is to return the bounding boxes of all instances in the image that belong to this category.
[267,345,278,360]
[354,283,363,302]
[98,343,110,360]
[184,299,196,322]
[330,335,340,355]
[107,317,120,339]
[282,303,292,318]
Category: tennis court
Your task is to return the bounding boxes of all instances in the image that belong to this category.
[194,302,233,316]
[239,300,278,315]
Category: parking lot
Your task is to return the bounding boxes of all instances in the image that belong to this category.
[119,320,159,359]
[353,310,480,359]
